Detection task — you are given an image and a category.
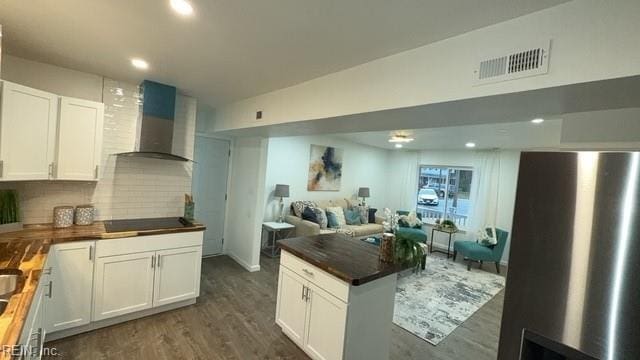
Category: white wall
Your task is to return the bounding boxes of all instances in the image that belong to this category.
[0,57,196,224]
[561,108,640,145]
[225,137,268,272]
[262,136,390,221]
[2,55,103,102]
[213,0,640,132]
[196,103,216,134]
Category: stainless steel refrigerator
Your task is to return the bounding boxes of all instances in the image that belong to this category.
[499,152,640,360]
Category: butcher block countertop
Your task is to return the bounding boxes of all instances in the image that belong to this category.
[0,221,205,357]
[278,233,404,286]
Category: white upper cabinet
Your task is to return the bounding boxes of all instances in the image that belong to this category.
[0,81,58,180]
[55,96,104,180]
[0,81,105,181]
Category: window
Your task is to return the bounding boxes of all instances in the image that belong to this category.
[417,166,473,228]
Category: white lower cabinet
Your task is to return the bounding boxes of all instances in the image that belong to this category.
[92,232,204,321]
[277,266,347,360]
[44,241,94,333]
[276,251,398,360]
[304,282,347,360]
[153,246,202,307]
[93,251,156,320]
[40,231,203,340]
[276,267,308,347]
[18,261,48,360]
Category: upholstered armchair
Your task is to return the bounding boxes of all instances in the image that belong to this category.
[453,228,508,273]
[395,211,428,243]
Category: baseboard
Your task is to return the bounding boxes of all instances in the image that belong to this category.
[46,298,196,342]
[227,251,261,272]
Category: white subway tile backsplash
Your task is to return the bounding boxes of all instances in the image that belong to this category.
[2,78,196,224]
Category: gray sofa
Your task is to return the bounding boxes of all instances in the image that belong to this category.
[285,199,385,238]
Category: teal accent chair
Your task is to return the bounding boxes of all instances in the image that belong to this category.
[453,228,508,273]
[396,211,428,269]
[395,211,428,242]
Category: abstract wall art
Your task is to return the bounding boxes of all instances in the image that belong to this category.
[307,144,343,191]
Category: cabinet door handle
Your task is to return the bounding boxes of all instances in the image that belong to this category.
[304,286,310,302]
[94,165,99,179]
[89,245,93,261]
[48,162,56,178]
[37,328,45,357]
[151,255,155,268]
[302,268,314,276]
[46,280,53,298]
[0,160,3,177]
[31,327,45,357]
[301,285,305,300]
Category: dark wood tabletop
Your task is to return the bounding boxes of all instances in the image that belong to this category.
[278,233,404,286]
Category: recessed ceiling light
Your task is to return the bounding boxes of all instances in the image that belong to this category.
[531,118,545,124]
[131,58,149,70]
[388,134,415,143]
[395,144,403,149]
[170,0,194,16]
[465,142,476,148]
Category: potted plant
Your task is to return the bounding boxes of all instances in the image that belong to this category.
[0,190,22,233]
[439,219,458,232]
[395,235,424,271]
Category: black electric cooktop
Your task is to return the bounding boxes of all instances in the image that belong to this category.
[103,217,193,233]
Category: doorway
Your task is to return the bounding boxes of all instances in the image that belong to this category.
[192,135,230,256]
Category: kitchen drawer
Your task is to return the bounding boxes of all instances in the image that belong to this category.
[96,231,203,257]
[281,250,349,303]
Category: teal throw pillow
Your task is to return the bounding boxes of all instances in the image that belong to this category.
[345,209,362,225]
[326,211,339,228]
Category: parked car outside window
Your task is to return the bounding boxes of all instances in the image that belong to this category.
[418,188,439,206]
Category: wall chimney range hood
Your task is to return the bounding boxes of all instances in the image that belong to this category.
[116,80,192,162]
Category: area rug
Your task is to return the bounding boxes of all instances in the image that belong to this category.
[393,255,505,345]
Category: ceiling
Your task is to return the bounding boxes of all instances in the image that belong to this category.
[334,120,564,151]
[0,0,570,107]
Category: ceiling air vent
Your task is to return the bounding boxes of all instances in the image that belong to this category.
[474,40,550,85]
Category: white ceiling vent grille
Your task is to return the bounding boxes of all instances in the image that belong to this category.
[474,40,550,85]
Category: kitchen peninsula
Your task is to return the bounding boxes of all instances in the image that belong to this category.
[276,233,403,360]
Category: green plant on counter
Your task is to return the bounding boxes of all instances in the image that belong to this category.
[0,190,20,225]
[395,236,424,270]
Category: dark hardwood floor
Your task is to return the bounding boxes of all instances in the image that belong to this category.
[47,254,504,359]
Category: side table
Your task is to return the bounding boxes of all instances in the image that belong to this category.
[261,222,295,257]
[430,227,458,258]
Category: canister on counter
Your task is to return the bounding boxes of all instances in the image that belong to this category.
[53,206,74,228]
[74,204,95,225]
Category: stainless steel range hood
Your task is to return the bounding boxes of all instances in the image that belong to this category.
[116,80,191,162]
